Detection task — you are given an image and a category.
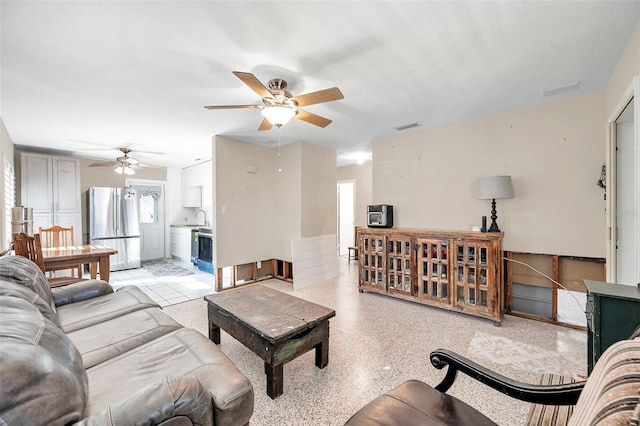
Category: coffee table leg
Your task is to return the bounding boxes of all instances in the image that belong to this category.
[315,338,329,369]
[265,362,284,399]
[209,321,221,344]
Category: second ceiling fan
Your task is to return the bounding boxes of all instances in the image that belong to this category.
[204,71,344,131]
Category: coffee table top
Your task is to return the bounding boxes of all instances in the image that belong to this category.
[205,284,335,343]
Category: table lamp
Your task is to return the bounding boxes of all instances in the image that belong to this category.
[476,176,514,232]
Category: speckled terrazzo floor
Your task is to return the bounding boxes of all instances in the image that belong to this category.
[164,257,588,426]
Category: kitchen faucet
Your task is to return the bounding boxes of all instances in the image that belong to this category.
[195,209,209,227]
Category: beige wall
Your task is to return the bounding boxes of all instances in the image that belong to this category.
[273,142,302,261]
[605,21,640,117]
[214,136,337,267]
[337,162,373,227]
[301,142,337,238]
[214,136,278,267]
[373,91,606,258]
[0,117,15,251]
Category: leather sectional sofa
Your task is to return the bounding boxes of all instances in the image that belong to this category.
[0,255,254,425]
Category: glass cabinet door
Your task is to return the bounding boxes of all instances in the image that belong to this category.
[416,238,450,303]
[453,241,493,313]
[387,235,414,296]
[359,233,387,291]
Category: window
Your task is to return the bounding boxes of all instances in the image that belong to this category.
[4,155,16,247]
[139,190,160,224]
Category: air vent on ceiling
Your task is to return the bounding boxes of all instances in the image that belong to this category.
[394,122,420,131]
[264,140,278,146]
[542,81,580,97]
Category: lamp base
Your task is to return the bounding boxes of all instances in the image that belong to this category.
[488,199,501,233]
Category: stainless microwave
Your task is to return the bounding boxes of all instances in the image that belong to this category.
[367,205,394,228]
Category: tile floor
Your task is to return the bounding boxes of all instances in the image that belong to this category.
[108,258,216,306]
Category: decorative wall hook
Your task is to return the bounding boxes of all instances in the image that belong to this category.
[597,163,606,190]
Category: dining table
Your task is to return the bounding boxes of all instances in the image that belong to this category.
[41,244,118,282]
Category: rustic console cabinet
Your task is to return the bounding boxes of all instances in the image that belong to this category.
[357,227,504,324]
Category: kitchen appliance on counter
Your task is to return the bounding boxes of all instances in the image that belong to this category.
[367,205,394,228]
[88,187,140,271]
[197,227,214,274]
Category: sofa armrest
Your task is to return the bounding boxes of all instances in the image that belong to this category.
[75,376,213,426]
[51,280,114,306]
[430,349,585,405]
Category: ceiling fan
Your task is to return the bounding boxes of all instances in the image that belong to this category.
[204,71,344,131]
[88,148,157,175]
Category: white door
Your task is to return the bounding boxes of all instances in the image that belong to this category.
[615,99,637,285]
[337,181,355,256]
[130,182,165,261]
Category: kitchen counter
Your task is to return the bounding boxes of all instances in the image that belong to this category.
[170,224,203,229]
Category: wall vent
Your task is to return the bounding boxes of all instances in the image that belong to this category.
[394,122,420,131]
[542,81,580,97]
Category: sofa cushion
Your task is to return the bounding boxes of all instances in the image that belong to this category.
[344,379,497,426]
[0,296,88,425]
[57,285,159,332]
[0,280,61,327]
[85,328,254,426]
[568,336,640,426]
[0,255,55,311]
[67,307,183,368]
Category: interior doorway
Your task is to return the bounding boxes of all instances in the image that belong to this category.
[337,181,355,257]
[615,99,636,285]
[607,76,639,285]
[127,179,166,261]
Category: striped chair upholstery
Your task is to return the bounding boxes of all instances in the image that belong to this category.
[527,375,576,426]
[567,336,640,425]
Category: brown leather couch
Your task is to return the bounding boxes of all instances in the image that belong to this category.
[0,255,254,425]
[345,328,640,425]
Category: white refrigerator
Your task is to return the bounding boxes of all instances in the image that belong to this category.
[88,187,141,271]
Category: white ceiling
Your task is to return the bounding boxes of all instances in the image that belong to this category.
[1,1,638,168]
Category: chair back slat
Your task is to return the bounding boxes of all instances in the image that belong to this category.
[12,233,46,272]
[39,225,75,248]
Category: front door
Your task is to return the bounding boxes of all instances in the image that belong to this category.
[130,182,165,261]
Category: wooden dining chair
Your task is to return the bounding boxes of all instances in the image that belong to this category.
[38,225,83,278]
[12,233,85,287]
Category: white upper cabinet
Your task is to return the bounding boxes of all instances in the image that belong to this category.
[181,160,212,208]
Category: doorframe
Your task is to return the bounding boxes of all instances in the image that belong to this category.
[606,76,640,283]
[337,179,356,256]
[125,178,168,259]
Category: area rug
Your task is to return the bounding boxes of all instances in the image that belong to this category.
[141,259,194,277]
[468,331,586,378]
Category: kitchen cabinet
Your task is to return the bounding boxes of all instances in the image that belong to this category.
[357,227,503,324]
[585,280,640,373]
[20,153,82,244]
[181,165,202,208]
[170,226,192,262]
[181,160,212,208]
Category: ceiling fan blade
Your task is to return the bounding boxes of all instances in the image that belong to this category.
[204,104,262,110]
[89,161,118,167]
[233,71,273,99]
[295,110,333,128]
[293,87,344,107]
[258,118,273,131]
[135,163,163,169]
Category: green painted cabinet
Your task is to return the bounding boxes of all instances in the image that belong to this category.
[585,280,640,374]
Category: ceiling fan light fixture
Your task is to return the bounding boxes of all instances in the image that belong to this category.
[261,106,296,126]
[114,164,135,175]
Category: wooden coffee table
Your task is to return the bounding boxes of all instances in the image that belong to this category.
[205,285,336,399]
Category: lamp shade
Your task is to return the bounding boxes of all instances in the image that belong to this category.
[261,106,296,126]
[476,176,514,200]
